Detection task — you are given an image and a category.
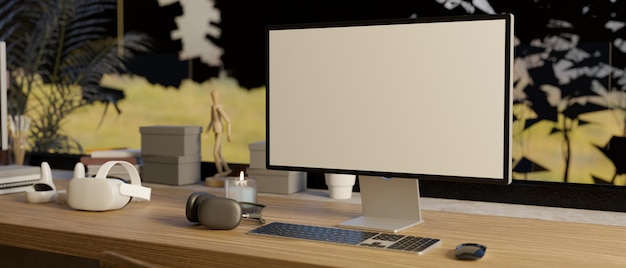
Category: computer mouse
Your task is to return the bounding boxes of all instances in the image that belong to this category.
[454,243,487,260]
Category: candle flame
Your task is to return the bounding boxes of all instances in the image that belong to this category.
[239,171,244,181]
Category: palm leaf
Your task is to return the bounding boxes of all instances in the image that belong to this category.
[0,0,152,153]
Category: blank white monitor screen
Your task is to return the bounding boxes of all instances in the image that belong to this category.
[267,14,513,185]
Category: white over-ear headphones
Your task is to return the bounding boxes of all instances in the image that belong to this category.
[67,161,151,211]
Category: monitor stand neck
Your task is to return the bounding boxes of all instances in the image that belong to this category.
[338,175,423,233]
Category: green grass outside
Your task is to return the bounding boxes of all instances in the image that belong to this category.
[61,74,266,164]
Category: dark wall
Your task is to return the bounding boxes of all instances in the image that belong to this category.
[124,1,626,88]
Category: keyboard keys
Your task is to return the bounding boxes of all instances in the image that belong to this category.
[248,222,441,254]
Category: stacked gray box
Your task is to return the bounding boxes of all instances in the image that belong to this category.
[246,141,306,194]
[140,126,202,185]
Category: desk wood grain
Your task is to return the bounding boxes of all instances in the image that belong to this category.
[1,179,626,267]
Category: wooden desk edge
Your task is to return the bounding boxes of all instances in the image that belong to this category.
[0,221,330,268]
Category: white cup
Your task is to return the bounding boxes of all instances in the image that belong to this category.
[325,174,356,199]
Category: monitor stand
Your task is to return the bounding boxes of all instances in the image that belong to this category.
[338,175,423,233]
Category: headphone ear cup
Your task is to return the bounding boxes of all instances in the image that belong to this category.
[197,197,242,230]
[186,192,216,222]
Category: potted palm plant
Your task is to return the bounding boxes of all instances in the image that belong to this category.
[0,0,151,159]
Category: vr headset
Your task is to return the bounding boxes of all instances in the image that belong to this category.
[67,161,151,211]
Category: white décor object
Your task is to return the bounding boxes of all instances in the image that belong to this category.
[0,41,7,151]
[325,173,356,199]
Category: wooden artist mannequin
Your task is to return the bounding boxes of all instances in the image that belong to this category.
[206,89,232,177]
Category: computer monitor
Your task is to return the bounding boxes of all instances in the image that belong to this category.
[266,14,514,233]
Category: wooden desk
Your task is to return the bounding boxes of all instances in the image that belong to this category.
[1,179,626,268]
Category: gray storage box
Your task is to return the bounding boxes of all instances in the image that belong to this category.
[248,141,266,169]
[246,167,306,194]
[142,155,201,185]
[140,126,202,156]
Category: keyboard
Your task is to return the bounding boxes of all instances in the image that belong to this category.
[248,222,441,254]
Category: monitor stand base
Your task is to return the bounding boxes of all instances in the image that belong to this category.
[339,216,423,233]
[338,176,423,233]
